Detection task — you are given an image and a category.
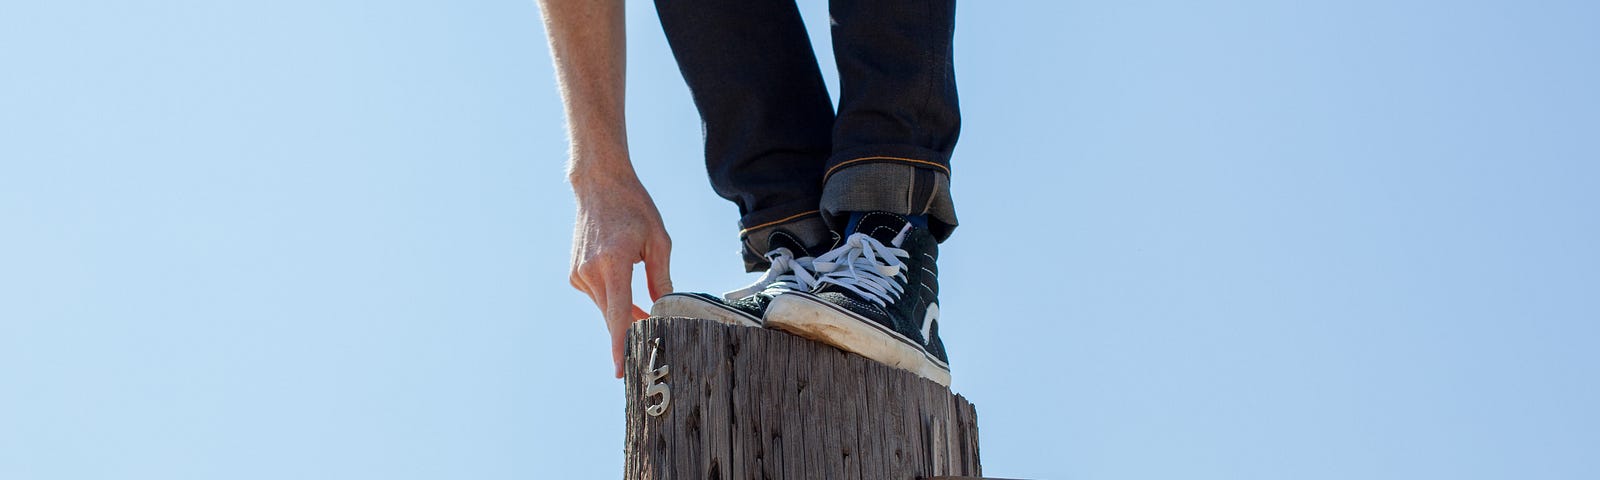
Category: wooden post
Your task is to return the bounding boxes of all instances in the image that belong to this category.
[623,317,982,480]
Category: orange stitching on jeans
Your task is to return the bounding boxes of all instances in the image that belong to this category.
[823,156,950,182]
[738,210,820,236]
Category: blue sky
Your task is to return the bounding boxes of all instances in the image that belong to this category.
[2,1,1597,478]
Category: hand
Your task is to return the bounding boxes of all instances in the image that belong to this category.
[568,170,674,379]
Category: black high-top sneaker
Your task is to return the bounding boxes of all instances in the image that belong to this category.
[765,212,950,386]
[649,230,829,327]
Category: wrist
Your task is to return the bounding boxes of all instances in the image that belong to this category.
[569,163,643,197]
[567,148,635,185]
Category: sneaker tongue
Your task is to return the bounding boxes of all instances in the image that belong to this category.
[764,230,812,258]
[847,212,913,247]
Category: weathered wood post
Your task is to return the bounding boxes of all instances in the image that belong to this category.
[623,316,983,479]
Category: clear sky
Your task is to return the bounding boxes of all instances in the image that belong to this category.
[3,1,1597,479]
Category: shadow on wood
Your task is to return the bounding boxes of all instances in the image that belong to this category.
[623,316,982,480]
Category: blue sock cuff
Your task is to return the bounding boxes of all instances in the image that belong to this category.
[844,211,865,234]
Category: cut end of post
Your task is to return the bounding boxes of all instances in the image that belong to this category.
[622,316,983,480]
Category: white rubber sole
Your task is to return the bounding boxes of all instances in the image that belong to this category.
[649,293,762,327]
[765,293,951,386]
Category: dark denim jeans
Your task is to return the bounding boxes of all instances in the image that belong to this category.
[654,0,961,271]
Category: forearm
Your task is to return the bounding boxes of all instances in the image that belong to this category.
[537,0,632,183]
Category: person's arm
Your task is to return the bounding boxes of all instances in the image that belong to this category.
[538,0,673,379]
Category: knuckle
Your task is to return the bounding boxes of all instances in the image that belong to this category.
[579,253,613,269]
[583,246,618,263]
[585,259,621,276]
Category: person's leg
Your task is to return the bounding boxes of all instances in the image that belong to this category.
[650,0,840,326]
[653,0,836,272]
[821,0,961,240]
[764,0,960,386]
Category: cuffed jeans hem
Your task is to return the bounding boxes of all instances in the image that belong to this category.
[737,203,832,273]
[819,161,958,242]
[823,145,952,184]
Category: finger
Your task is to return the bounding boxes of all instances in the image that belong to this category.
[571,272,596,304]
[612,327,626,379]
[586,276,610,333]
[644,235,674,301]
[577,267,618,377]
[614,306,649,379]
[602,267,639,380]
[572,269,607,320]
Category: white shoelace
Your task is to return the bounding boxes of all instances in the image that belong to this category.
[723,248,819,301]
[812,227,912,307]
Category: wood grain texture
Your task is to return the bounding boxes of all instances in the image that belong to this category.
[624,317,982,480]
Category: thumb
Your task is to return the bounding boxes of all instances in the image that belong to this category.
[644,236,674,301]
